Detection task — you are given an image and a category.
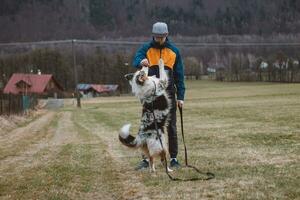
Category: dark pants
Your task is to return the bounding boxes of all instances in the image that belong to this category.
[167,89,178,158]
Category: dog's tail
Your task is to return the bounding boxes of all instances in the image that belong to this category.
[119,124,139,148]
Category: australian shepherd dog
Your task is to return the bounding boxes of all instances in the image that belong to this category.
[119,59,172,172]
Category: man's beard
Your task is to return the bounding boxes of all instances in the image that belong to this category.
[153,40,166,49]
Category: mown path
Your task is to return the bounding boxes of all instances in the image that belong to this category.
[0,108,150,200]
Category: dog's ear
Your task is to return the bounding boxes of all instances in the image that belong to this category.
[124,73,134,81]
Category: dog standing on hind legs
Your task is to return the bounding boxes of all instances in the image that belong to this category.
[119,59,173,172]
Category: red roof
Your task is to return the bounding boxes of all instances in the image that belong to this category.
[77,84,118,93]
[90,84,118,93]
[3,73,63,94]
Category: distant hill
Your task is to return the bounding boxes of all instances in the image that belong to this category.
[1,0,300,42]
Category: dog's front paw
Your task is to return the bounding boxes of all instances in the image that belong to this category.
[158,58,164,68]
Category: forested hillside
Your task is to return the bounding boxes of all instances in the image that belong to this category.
[1,0,300,91]
[1,0,300,42]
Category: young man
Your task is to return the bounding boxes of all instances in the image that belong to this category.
[132,22,185,169]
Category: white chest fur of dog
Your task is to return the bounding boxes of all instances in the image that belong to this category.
[119,59,172,172]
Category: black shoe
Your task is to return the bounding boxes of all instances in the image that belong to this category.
[170,158,181,168]
[135,159,149,170]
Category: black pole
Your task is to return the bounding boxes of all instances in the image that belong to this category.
[72,39,81,108]
[8,93,11,115]
[0,92,2,115]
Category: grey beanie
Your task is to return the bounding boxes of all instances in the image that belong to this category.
[152,22,168,36]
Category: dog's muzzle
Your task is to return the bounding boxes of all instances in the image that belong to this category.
[136,71,147,85]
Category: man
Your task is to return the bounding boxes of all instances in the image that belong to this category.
[132,22,185,169]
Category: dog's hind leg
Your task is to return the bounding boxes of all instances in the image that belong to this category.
[160,151,173,172]
[141,66,148,76]
[149,156,155,172]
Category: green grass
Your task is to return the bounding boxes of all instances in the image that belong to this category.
[0,80,299,199]
[82,80,300,199]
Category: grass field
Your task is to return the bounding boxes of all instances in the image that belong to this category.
[0,80,299,199]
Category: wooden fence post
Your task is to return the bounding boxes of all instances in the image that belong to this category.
[0,93,2,115]
[8,93,11,115]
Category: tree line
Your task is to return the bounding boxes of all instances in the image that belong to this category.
[1,0,300,42]
[184,50,300,82]
[0,48,135,95]
[0,43,299,97]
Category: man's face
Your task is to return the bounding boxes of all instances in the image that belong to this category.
[154,36,166,45]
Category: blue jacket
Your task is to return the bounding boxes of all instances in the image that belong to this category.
[133,38,185,100]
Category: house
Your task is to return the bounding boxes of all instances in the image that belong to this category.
[77,83,118,98]
[3,73,63,97]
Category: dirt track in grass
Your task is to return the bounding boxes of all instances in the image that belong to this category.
[0,108,150,200]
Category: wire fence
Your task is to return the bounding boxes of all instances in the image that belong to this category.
[0,93,38,115]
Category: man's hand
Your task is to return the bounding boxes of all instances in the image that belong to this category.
[140,58,150,67]
[177,100,184,108]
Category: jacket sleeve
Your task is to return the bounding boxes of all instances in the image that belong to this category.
[132,43,150,69]
[173,50,186,101]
